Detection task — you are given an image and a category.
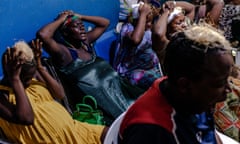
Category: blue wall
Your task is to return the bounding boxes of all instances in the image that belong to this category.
[0,0,120,76]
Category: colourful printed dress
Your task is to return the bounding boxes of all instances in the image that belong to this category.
[0,79,104,144]
[214,77,240,142]
[113,23,162,90]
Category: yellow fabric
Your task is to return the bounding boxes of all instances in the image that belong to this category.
[0,79,104,144]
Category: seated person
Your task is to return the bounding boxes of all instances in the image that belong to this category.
[119,24,234,144]
[153,0,223,66]
[37,10,143,125]
[152,1,195,70]
[0,40,108,144]
[113,2,162,90]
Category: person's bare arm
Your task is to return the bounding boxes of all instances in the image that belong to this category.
[129,3,152,46]
[206,0,224,25]
[31,39,65,100]
[37,11,72,56]
[74,13,110,44]
[152,7,169,63]
[0,48,34,125]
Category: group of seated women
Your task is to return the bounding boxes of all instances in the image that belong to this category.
[0,0,240,143]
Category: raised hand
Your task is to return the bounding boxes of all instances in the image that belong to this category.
[56,10,74,21]
[31,39,44,70]
[162,1,175,14]
[139,3,152,17]
[3,47,24,80]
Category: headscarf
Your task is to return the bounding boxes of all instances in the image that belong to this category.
[119,0,161,21]
[61,15,79,30]
[58,15,80,48]
[167,7,184,24]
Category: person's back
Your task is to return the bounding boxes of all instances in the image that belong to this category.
[119,24,234,144]
[0,40,106,143]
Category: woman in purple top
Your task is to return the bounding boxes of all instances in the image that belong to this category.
[113,2,162,90]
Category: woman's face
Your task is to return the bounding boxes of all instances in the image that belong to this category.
[20,65,36,88]
[65,19,87,41]
[169,14,187,33]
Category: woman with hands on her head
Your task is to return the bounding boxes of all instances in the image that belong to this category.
[37,10,140,125]
[0,41,36,125]
[113,2,163,90]
[152,1,195,70]
[0,39,107,144]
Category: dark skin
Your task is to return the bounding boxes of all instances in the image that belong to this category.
[0,40,109,143]
[32,39,109,143]
[37,10,110,67]
[162,52,233,114]
[152,1,195,66]
[37,12,110,142]
[192,0,224,25]
[160,52,233,144]
[0,47,34,125]
[152,0,223,65]
[0,39,65,125]
[31,39,65,100]
[127,3,152,47]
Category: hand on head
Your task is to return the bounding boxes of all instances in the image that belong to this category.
[164,1,176,12]
[56,10,74,21]
[3,41,37,86]
[138,3,152,17]
[161,4,170,14]
[151,5,161,17]
[3,47,24,80]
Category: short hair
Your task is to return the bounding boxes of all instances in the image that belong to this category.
[2,41,36,75]
[164,24,232,83]
[13,41,34,64]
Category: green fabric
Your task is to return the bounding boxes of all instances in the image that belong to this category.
[57,55,143,125]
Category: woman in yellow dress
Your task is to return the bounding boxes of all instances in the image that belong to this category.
[0,39,107,144]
